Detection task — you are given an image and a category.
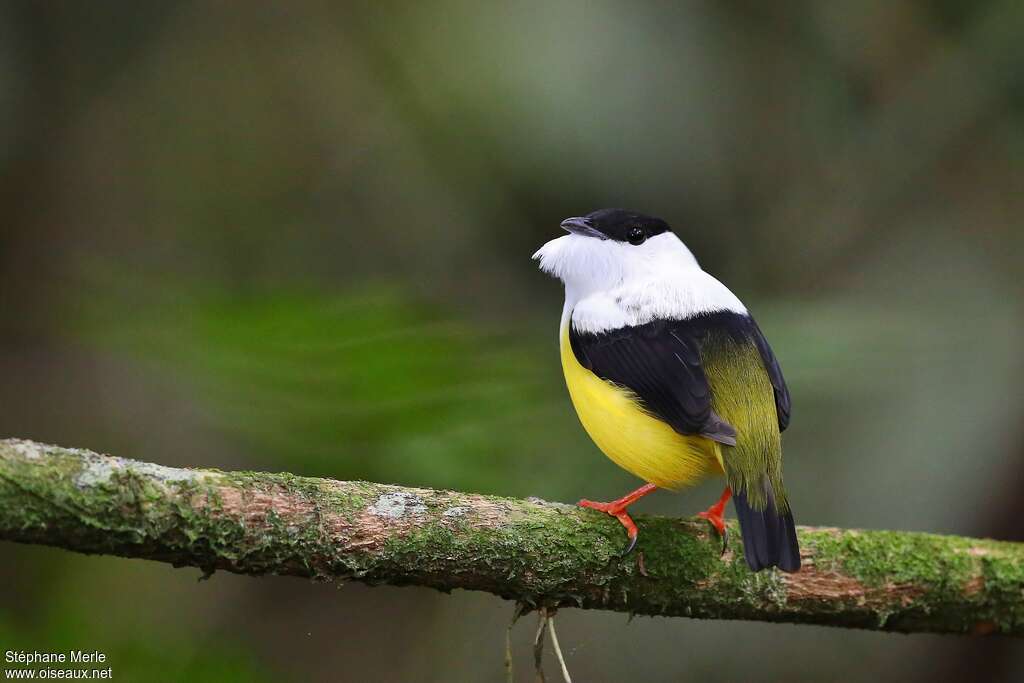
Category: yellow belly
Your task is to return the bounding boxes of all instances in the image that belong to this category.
[560,323,723,490]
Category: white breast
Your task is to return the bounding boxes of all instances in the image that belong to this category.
[571,271,747,334]
[534,230,748,335]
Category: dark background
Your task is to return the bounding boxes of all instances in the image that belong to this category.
[1,2,1022,681]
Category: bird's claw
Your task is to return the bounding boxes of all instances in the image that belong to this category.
[578,502,641,557]
[697,509,728,555]
[576,483,657,560]
[620,531,639,557]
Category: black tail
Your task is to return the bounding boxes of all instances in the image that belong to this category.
[733,488,800,572]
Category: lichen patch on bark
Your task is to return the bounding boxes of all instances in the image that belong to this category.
[369,492,427,518]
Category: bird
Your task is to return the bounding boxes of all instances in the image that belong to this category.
[533,208,799,572]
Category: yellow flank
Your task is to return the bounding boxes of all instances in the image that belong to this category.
[560,322,723,490]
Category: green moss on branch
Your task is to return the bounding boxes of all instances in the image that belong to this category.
[1,439,1021,636]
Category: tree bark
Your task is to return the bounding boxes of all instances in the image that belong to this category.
[1,438,1021,636]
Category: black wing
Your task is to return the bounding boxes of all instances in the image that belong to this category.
[750,320,791,432]
[569,318,737,445]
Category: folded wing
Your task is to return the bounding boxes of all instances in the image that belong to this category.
[569,317,737,445]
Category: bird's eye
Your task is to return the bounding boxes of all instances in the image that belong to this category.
[627,227,646,245]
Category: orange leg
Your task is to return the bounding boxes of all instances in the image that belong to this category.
[578,483,657,555]
[697,486,732,553]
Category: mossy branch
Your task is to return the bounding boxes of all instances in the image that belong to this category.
[1,439,1021,637]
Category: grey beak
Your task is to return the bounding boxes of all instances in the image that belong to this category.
[560,217,607,239]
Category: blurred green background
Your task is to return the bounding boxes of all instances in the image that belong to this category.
[2,1,1023,681]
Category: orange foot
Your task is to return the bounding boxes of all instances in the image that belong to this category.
[578,483,657,555]
[697,486,732,554]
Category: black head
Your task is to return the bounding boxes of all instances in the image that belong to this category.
[560,209,671,246]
